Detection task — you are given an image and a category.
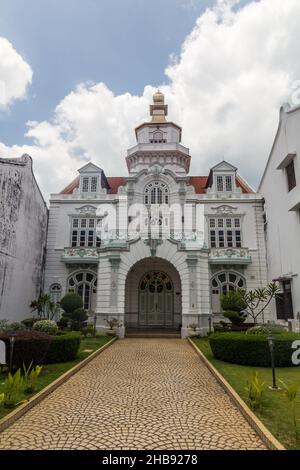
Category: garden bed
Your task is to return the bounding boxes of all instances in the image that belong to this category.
[193,337,300,450]
[0,336,111,420]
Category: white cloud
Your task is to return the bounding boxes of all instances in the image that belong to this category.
[0,37,32,107]
[1,0,300,199]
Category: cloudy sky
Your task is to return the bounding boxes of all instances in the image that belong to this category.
[0,0,299,199]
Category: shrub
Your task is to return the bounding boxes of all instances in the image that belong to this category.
[221,290,247,312]
[0,331,52,368]
[21,318,38,328]
[69,308,88,331]
[60,293,83,314]
[23,363,43,393]
[7,322,27,331]
[0,320,26,332]
[33,320,59,336]
[57,317,69,330]
[60,293,87,331]
[246,324,286,335]
[82,323,95,338]
[223,310,247,325]
[3,369,25,408]
[245,372,265,411]
[44,332,81,363]
[209,332,300,367]
[0,320,10,332]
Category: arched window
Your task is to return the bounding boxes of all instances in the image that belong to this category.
[49,283,62,304]
[144,181,169,205]
[67,272,97,311]
[150,131,166,144]
[211,271,245,313]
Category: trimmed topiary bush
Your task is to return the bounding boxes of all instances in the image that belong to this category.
[209,332,300,367]
[60,292,83,314]
[44,332,81,363]
[221,289,247,312]
[33,320,59,335]
[0,331,52,368]
[223,310,247,325]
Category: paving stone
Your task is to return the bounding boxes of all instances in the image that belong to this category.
[0,339,266,450]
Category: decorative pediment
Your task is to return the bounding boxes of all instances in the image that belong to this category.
[211,161,237,173]
[76,205,97,215]
[211,205,238,215]
[78,162,103,174]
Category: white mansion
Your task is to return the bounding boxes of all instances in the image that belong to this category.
[44,92,269,337]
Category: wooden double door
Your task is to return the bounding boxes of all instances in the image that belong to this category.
[139,271,174,327]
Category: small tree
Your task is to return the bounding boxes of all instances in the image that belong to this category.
[240,283,280,324]
[60,293,88,331]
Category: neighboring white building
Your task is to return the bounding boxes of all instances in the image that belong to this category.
[259,103,300,322]
[44,92,270,337]
[0,155,48,321]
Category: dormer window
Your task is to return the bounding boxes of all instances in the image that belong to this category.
[216,175,233,193]
[81,176,98,193]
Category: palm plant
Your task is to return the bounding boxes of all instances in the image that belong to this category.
[30,294,59,320]
[280,380,299,443]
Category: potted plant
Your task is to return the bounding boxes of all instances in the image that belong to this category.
[187,323,199,337]
[105,318,123,336]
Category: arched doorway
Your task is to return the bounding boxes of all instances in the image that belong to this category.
[67,271,97,312]
[139,271,173,327]
[211,271,246,314]
[125,258,181,330]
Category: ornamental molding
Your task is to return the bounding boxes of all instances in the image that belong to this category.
[144,238,163,257]
[210,205,238,215]
[64,247,99,258]
[210,247,250,260]
[148,164,165,177]
[76,205,97,215]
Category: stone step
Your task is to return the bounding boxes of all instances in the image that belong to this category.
[126,329,181,339]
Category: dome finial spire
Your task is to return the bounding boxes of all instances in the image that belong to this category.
[150,90,168,123]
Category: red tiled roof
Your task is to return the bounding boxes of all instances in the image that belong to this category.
[60,175,254,195]
[188,176,208,194]
[189,175,254,194]
[236,175,255,194]
[107,177,126,194]
[60,177,80,194]
[60,176,126,194]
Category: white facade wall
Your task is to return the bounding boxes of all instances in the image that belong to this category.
[260,104,300,320]
[44,95,271,336]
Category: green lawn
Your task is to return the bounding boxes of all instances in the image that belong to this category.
[193,337,300,450]
[0,336,112,420]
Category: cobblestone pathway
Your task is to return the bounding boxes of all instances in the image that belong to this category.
[0,339,266,450]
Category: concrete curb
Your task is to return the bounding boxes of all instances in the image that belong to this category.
[188,338,285,451]
[0,336,117,433]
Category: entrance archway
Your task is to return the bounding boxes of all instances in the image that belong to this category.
[139,271,173,327]
[125,258,181,330]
